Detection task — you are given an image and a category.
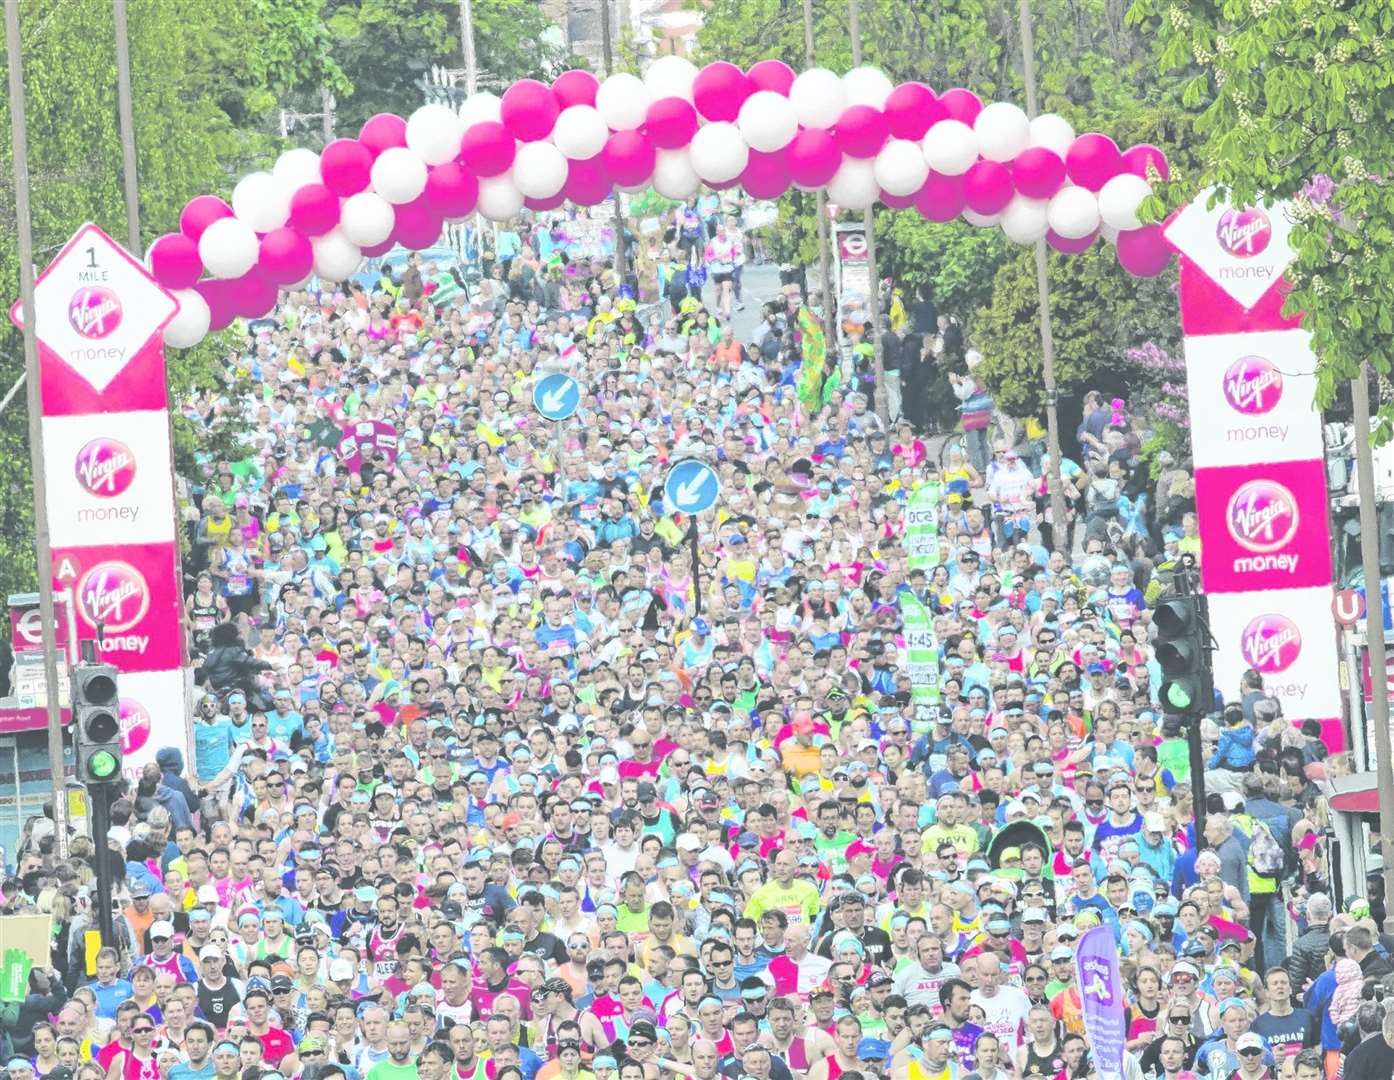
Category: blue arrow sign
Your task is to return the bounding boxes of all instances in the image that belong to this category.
[532,373,581,421]
[664,459,720,515]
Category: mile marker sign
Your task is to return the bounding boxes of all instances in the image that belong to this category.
[533,372,581,421]
[664,459,720,515]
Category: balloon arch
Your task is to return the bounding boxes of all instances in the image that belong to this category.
[149,56,1174,348]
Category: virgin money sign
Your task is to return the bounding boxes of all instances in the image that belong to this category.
[1184,329,1321,468]
[1207,587,1341,720]
[1194,458,1332,593]
[1163,190,1297,310]
[40,410,176,547]
[50,541,183,671]
[11,223,178,415]
[113,668,187,781]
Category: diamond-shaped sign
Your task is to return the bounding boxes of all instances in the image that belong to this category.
[10,223,178,394]
[1163,189,1297,310]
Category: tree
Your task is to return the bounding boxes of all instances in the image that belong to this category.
[0,0,304,598]
[1129,0,1394,434]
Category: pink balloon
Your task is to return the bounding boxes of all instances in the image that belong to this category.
[1123,143,1170,182]
[361,236,396,258]
[1046,228,1098,254]
[501,79,560,142]
[739,149,790,199]
[320,139,374,196]
[835,105,889,158]
[288,183,340,236]
[179,195,232,242]
[746,59,795,96]
[394,197,444,250]
[359,113,408,158]
[1012,147,1066,199]
[525,193,567,212]
[195,277,238,332]
[603,130,656,188]
[1117,224,1171,277]
[1066,133,1124,192]
[962,160,1014,215]
[692,61,752,123]
[884,83,942,141]
[564,157,612,206]
[459,121,516,177]
[229,269,279,319]
[645,97,698,149]
[879,189,919,210]
[424,163,479,218]
[915,172,965,222]
[786,128,841,188]
[552,70,599,108]
[148,233,203,289]
[939,88,983,125]
[258,228,314,285]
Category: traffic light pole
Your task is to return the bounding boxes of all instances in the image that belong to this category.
[1173,557,1213,843]
[91,782,115,947]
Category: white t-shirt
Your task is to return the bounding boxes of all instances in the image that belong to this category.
[970,984,1032,1052]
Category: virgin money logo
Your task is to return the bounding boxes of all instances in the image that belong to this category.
[76,561,149,633]
[120,697,152,755]
[67,286,123,339]
[74,437,136,497]
[1216,208,1272,258]
[1223,355,1283,415]
[1226,479,1298,553]
[1240,613,1302,673]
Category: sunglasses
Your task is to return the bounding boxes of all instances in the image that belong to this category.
[133,1027,155,1035]
[1168,1015,1191,1024]
[1238,1049,1262,1057]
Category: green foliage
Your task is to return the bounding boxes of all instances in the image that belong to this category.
[877,210,1008,319]
[972,243,1181,416]
[321,0,576,133]
[1129,0,1394,434]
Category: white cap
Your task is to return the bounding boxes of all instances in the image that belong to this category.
[197,884,220,903]
[150,921,175,939]
[198,945,224,961]
[329,958,355,980]
[675,833,703,851]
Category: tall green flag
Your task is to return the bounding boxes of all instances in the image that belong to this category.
[901,482,941,732]
[795,305,828,412]
[906,481,941,571]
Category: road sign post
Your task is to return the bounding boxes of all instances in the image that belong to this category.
[664,460,721,619]
[533,373,581,504]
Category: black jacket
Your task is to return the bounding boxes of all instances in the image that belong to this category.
[1285,922,1331,989]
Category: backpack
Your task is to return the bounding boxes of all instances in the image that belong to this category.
[1247,817,1285,877]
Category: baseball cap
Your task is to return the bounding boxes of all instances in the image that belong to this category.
[1236,1033,1265,1053]
[198,945,224,961]
[128,880,152,898]
[329,958,355,980]
[1049,946,1073,962]
[150,921,174,939]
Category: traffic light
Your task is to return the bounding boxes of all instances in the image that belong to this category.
[1154,596,1206,716]
[71,662,122,784]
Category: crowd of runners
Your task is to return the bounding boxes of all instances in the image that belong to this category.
[1,195,1391,1080]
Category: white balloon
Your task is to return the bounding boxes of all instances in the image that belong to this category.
[873,139,929,197]
[962,208,1002,227]
[477,175,524,220]
[842,66,894,110]
[1101,222,1120,245]
[826,157,879,210]
[789,68,845,130]
[370,146,428,204]
[1000,195,1050,244]
[231,172,290,233]
[406,103,466,166]
[974,101,1030,163]
[1098,173,1152,231]
[644,55,698,102]
[922,120,978,176]
[595,73,650,131]
[513,141,568,199]
[311,227,361,281]
[652,148,699,199]
[164,289,210,349]
[272,148,323,190]
[1047,186,1101,239]
[1029,113,1076,157]
[553,106,609,160]
[198,217,259,279]
[689,122,749,184]
[458,92,502,128]
[738,91,798,153]
[339,191,395,247]
[287,272,315,290]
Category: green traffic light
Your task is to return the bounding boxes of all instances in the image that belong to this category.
[1163,684,1193,710]
[88,750,119,780]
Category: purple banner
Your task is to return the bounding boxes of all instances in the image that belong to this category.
[1075,925,1126,1080]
